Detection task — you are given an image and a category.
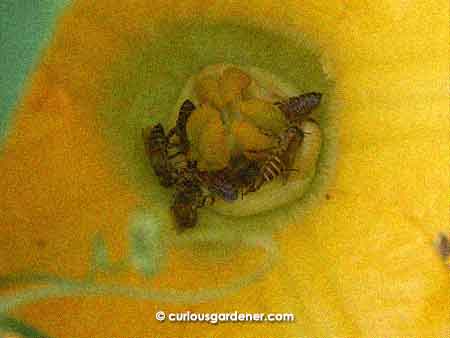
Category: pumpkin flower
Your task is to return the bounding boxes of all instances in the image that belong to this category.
[0,0,448,338]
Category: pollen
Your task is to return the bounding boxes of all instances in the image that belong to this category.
[195,75,225,110]
[239,98,287,134]
[221,66,252,106]
[186,103,222,148]
[162,63,325,217]
[231,120,275,155]
[197,116,230,170]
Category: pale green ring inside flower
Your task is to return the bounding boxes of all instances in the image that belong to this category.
[100,20,336,235]
[170,64,322,216]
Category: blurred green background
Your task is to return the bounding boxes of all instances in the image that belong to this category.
[0,0,70,148]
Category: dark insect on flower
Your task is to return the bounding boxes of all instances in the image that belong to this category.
[143,100,197,188]
[165,100,198,176]
[196,154,264,201]
[171,181,202,230]
[197,168,239,202]
[145,90,322,230]
[226,154,261,198]
[142,123,175,187]
[275,92,322,123]
[167,99,196,155]
[436,233,450,260]
[245,125,305,193]
[171,166,212,230]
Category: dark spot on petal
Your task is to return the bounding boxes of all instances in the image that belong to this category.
[36,239,47,248]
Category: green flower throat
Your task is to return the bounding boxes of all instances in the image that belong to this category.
[158,64,323,224]
[103,20,336,236]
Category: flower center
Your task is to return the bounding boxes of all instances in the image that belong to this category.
[167,63,322,216]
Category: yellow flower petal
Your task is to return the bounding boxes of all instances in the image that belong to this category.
[1,0,448,338]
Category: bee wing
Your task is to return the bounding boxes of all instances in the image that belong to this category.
[142,125,153,141]
[275,92,322,122]
[244,148,274,161]
[142,127,155,155]
[281,132,304,182]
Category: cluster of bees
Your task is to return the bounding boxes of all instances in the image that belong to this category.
[143,92,322,231]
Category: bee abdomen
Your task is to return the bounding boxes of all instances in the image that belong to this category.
[170,154,189,171]
[262,156,283,182]
[178,99,196,126]
[148,123,167,153]
[149,123,165,139]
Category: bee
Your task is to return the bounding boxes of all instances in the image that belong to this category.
[226,154,261,198]
[436,233,450,261]
[275,92,322,123]
[240,92,323,193]
[171,161,213,230]
[171,179,205,230]
[142,123,175,187]
[164,99,198,177]
[197,168,239,202]
[196,154,264,202]
[167,99,196,155]
[245,125,305,193]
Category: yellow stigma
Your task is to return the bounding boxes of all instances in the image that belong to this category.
[168,63,323,216]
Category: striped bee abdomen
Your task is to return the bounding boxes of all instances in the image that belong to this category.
[262,156,284,182]
[147,123,166,153]
[250,155,285,192]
